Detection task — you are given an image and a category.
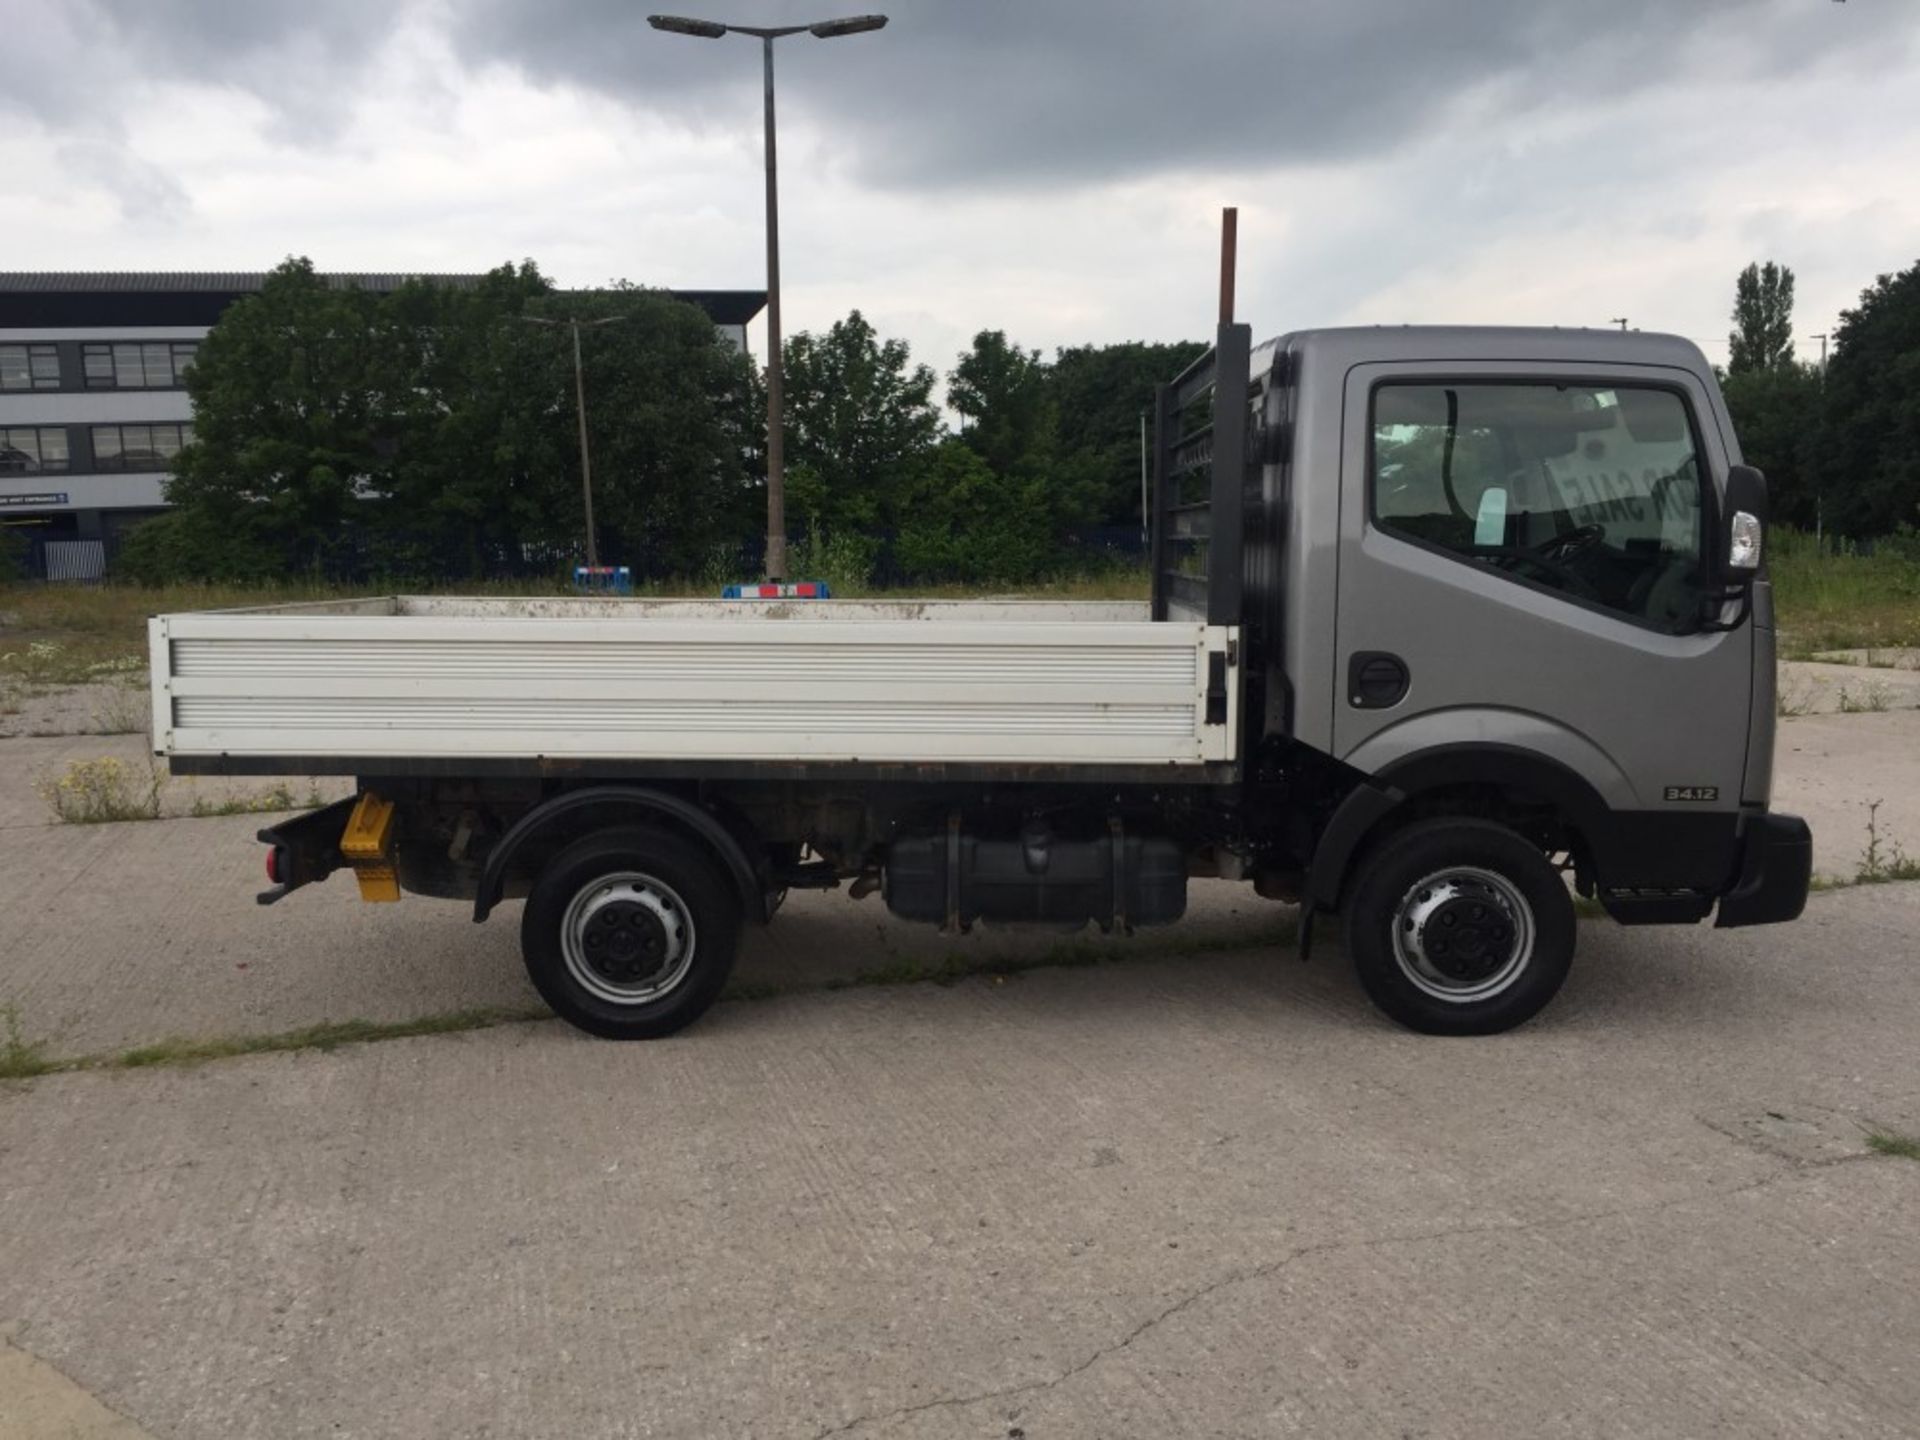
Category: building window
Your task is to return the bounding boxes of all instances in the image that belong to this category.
[0,344,61,391]
[90,423,192,471]
[81,341,198,390]
[0,427,71,473]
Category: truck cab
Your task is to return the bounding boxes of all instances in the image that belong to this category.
[1150,322,1807,1029]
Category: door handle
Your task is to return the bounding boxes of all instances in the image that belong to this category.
[1348,652,1409,709]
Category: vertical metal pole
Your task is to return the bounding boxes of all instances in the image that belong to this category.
[1149,384,1172,622]
[1219,206,1237,325]
[1812,334,1828,552]
[1139,409,1149,546]
[571,318,599,572]
[761,34,788,581]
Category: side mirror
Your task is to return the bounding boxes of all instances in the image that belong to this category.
[1719,464,1768,583]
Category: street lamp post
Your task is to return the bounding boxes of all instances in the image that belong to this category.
[648,12,888,581]
[520,313,626,571]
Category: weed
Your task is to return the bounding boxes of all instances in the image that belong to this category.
[1776,676,1816,717]
[1856,800,1920,884]
[0,639,89,690]
[88,680,151,736]
[188,784,298,819]
[0,1005,60,1081]
[1866,1130,1920,1162]
[37,756,162,824]
[112,1008,547,1069]
[1836,682,1893,714]
[789,523,881,595]
[0,1005,553,1082]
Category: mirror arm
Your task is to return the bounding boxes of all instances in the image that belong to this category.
[1694,577,1755,634]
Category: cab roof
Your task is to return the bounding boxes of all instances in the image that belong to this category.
[1256,325,1713,381]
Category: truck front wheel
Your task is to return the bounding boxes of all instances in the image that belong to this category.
[1344,818,1574,1036]
[521,827,741,1039]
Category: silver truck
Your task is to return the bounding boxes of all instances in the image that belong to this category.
[149,320,1810,1038]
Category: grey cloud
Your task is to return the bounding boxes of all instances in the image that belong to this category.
[3,0,407,136]
[6,0,1910,198]
[443,0,1915,190]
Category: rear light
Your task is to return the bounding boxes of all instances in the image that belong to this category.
[265,846,285,885]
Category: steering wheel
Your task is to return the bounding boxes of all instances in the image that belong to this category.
[1536,523,1606,565]
[1469,546,1603,601]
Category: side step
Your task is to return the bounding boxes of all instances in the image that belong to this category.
[1599,889,1715,925]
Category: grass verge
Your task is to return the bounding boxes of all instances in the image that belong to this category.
[113,1008,548,1068]
[1772,529,1920,657]
[1,1005,552,1081]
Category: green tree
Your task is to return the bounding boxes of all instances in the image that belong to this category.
[376,263,558,578]
[161,258,389,576]
[1814,258,1920,536]
[949,330,1056,478]
[1720,361,1824,530]
[1049,339,1206,527]
[893,438,1056,585]
[781,310,941,537]
[1728,261,1796,376]
[524,284,761,577]
[139,259,759,581]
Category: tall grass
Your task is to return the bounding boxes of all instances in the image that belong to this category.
[18,528,1908,675]
[1,565,1153,681]
[1769,527,1920,656]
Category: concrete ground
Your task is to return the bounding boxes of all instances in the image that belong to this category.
[1778,659,1920,716]
[1,691,1917,1438]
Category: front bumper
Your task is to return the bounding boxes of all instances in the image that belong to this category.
[1715,812,1812,928]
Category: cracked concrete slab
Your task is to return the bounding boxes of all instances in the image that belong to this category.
[1774,709,1920,879]
[2,680,1919,1436]
[0,1336,154,1438]
[1777,659,1920,716]
[1,883,1918,1438]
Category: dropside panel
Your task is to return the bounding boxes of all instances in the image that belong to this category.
[153,614,1239,768]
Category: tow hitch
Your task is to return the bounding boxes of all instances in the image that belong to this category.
[255,796,357,906]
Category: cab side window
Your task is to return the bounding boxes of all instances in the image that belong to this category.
[1371,383,1706,632]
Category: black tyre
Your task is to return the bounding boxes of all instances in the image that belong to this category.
[521,827,741,1040]
[1344,818,1575,1036]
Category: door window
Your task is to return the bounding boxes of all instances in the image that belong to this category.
[1371,382,1706,631]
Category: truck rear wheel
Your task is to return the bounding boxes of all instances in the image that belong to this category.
[1344,818,1574,1035]
[521,827,740,1040]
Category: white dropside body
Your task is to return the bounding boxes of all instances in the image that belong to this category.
[149,597,1240,767]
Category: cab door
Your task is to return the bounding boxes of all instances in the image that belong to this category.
[1332,360,1752,859]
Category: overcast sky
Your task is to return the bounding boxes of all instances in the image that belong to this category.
[5,0,1918,384]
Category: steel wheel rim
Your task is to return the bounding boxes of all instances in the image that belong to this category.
[560,871,697,1006]
[1389,865,1534,1003]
